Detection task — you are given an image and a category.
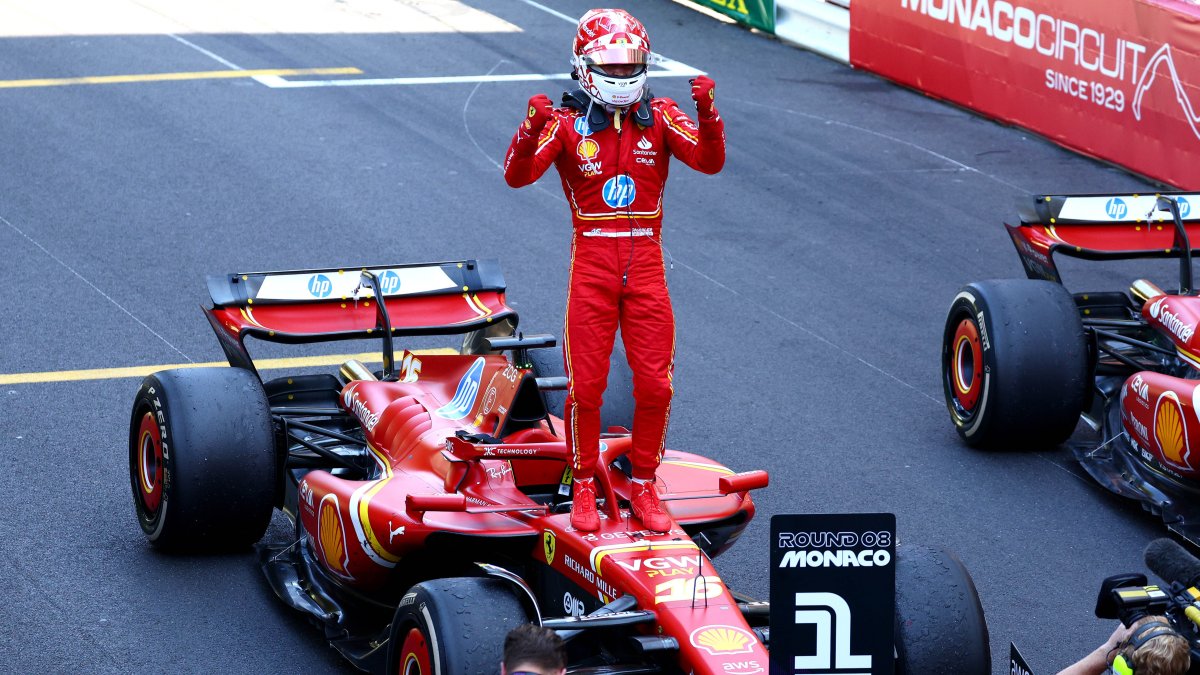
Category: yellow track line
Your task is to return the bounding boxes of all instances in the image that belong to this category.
[0,349,457,385]
[0,67,362,89]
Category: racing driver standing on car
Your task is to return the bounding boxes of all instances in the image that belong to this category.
[503,8,725,533]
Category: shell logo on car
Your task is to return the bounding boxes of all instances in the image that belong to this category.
[689,625,756,656]
[1154,392,1190,467]
[318,495,351,578]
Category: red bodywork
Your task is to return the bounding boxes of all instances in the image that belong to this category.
[1005,195,1200,484]
[207,262,770,674]
[1121,295,1200,481]
[300,355,767,674]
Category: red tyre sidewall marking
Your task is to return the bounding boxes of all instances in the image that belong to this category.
[399,627,432,675]
[137,411,164,513]
[952,318,983,412]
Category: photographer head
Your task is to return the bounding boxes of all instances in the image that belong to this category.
[1058,616,1188,675]
[1108,616,1189,675]
[500,623,566,675]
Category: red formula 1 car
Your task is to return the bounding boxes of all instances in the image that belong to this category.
[942,192,1200,544]
[131,260,987,674]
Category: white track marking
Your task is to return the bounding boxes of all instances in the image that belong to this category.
[167,33,244,70]
[463,61,508,170]
[256,0,704,88]
[0,214,193,362]
[671,256,940,405]
[512,0,577,23]
[255,65,702,89]
[735,98,1029,194]
[257,71,572,88]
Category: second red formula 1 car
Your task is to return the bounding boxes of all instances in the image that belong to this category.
[943,192,1200,545]
[131,259,988,673]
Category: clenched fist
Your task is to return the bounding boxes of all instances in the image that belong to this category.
[523,94,553,134]
[690,75,717,119]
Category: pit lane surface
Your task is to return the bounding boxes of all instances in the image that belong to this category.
[0,1,1167,672]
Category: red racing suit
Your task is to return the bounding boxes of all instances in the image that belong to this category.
[503,90,725,481]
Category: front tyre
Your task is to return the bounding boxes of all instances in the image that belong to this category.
[387,577,531,675]
[942,279,1088,447]
[894,544,990,675]
[128,367,276,550]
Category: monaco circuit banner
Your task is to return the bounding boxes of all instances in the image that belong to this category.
[850,0,1200,188]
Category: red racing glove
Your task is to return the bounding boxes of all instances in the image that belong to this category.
[690,75,717,120]
[523,94,553,134]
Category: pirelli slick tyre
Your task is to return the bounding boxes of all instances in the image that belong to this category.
[387,577,530,675]
[894,544,990,675]
[528,340,635,430]
[128,367,276,550]
[942,279,1088,448]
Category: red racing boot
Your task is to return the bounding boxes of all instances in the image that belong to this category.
[630,480,671,533]
[570,478,600,532]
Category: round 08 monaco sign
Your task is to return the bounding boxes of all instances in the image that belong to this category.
[770,514,896,675]
[850,0,1200,189]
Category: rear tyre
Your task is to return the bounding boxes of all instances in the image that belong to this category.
[387,577,530,675]
[128,367,276,550]
[894,544,990,675]
[942,279,1088,447]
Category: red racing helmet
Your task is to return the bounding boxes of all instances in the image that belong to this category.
[572,8,652,107]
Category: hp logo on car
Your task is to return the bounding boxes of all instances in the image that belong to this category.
[1105,197,1128,219]
[379,270,401,295]
[1179,197,1192,218]
[603,176,636,208]
[308,274,333,298]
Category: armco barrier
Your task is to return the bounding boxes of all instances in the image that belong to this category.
[777,0,850,63]
[850,0,1200,189]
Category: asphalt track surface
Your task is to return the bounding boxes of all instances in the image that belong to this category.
[0,1,1177,673]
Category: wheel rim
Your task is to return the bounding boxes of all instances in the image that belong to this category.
[950,318,983,414]
[399,627,432,675]
[136,411,164,513]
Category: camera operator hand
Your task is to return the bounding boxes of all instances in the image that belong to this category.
[1055,622,1134,675]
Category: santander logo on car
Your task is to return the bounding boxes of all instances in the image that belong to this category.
[1149,297,1197,344]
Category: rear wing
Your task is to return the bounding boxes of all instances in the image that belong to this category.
[203,259,516,374]
[1008,192,1200,284]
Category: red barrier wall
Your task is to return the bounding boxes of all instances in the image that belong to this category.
[850,0,1200,188]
